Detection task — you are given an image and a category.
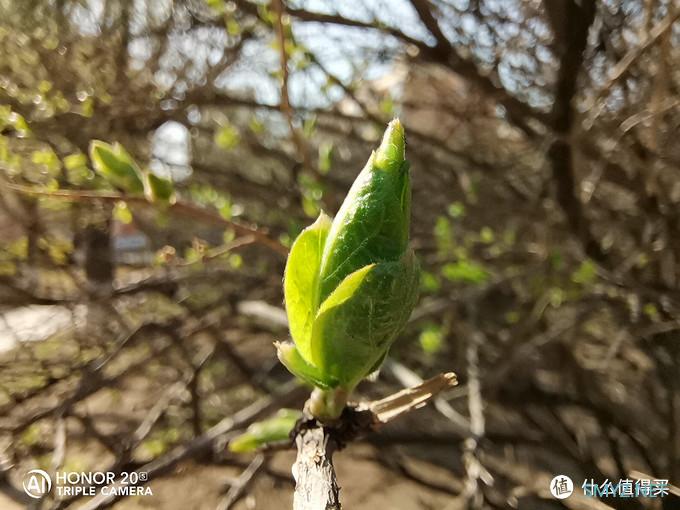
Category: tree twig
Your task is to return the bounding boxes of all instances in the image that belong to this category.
[216,454,265,510]
[384,359,470,435]
[362,371,457,423]
[272,0,311,174]
[586,8,680,122]
[0,180,288,256]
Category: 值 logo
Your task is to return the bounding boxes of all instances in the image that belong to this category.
[550,474,574,499]
[23,469,52,499]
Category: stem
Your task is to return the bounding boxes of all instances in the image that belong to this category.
[307,387,348,421]
[293,426,341,510]
[291,387,347,509]
[291,372,457,510]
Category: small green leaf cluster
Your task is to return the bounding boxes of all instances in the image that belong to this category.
[89,141,175,205]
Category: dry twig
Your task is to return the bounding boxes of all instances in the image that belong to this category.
[216,454,265,510]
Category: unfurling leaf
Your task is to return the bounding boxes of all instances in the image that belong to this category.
[279,119,420,406]
[89,140,175,205]
[143,171,176,205]
[89,140,144,194]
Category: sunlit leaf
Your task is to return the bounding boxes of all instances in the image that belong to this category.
[229,409,302,453]
[215,124,240,150]
[419,324,443,354]
[113,201,133,224]
[571,260,597,285]
[421,270,440,292]
[441,260,489,284]
[447,201,465,218]
[89,140,144,194]
[284,212,331,361]
[318,141,333,174]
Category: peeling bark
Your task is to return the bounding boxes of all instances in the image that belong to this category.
[293,426,341,510]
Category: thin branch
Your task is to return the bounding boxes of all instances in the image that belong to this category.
[216,454,265,510]
[51,413,67,472]
[384,359,470,435]
[408,0,450,54]
[547,0,605,262]
[132,347,213,446]
[272,0,311,174]
[230,0,547,129]
[588,9,680,112]
[362,371,457,423]
[0,180,288,256]
[462,332,489,509]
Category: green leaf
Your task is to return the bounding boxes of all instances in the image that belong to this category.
[318,141,333,174]
[447,201,465,218]
[504,311,520,324]
[215,124,240,150]
[284,212,331,362]
[319,120,410,302]
[89,141,144,194]
[249,116,265,134]
[373,118,405,170]
[441,260,488,284]
[206,0,225,14]
[549,287,565,308]
[143,171,176,205]
[226,17,241,36]
[316,263,375,316]
[113,201,133,224]
[31,148,61,174]
[275,341,339,389]
[7,110,31,137]
[229,409,302,453]
[480,227,494,244]
[229,254,243,269]
[303,116,317,138]
[571,259,597,285]
[63,153,88,171]
[643,303,660,321]
[434,216,453,254]
[420,271,440,292]
[419,324,443,354]
[311,250,419,388]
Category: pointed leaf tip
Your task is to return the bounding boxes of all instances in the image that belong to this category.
[374,118,405,170]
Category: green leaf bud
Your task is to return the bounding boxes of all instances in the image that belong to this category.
[279,119,419,413]
[89,141,144,194]
[143,171,176,205]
